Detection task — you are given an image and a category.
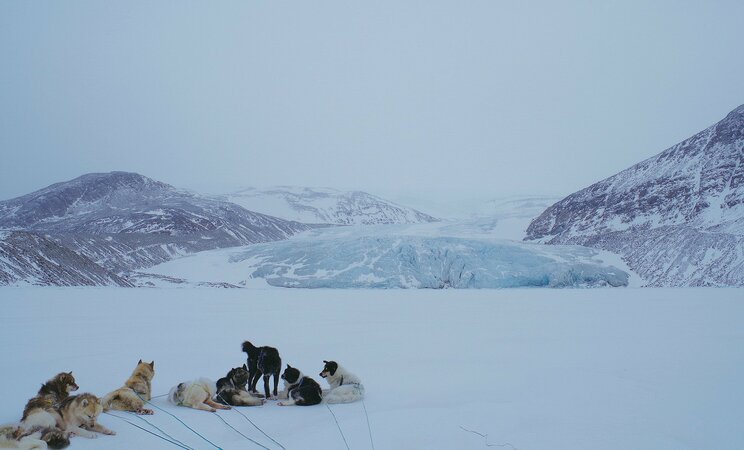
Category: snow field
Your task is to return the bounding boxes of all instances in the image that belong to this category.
[1,287,743,449]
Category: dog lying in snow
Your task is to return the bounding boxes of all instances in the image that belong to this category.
[214,365,265,407]
[278,365,322,406]
[58,393,116,439]
[319,360,365,404]
[101,360,155,415]
[168,378,231,412]
[0,424,61,450]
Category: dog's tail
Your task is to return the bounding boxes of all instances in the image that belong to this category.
[100,392,114,411]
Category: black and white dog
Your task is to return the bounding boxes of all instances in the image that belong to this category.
[319,360,365,404]
[215,365,265,407]
[277,365,322,406]
[242,341,281,400]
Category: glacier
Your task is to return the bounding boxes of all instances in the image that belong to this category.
[144,225,633,288]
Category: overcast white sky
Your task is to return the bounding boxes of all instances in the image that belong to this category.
[1,1,743,204]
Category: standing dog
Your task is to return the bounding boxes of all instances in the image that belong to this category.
[319,360,365,404]
[278,365,322,406]
[242,341,281,400]
[215,365,265,407]
[168,379,230,413]
[101,360,155,415]
[58,393,115,439]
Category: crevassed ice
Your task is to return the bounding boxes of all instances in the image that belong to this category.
[232,235,629,289]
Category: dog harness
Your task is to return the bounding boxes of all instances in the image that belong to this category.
[338,376,361,388]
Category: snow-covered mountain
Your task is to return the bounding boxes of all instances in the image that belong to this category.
[0,231,131,287]
[526,104,744,286]
[0,172,311,238]
[0,172,313,285]
[143,224,635,288]
[223,186,438,225]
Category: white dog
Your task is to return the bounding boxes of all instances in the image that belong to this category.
[168,379,230,412]
[319,361,365,404]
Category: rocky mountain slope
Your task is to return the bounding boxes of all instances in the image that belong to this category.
[224,186,438,225]
[526,104,744,286]
[0,172,313,285]
[0,231,131,286]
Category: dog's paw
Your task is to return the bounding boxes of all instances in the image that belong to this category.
[277,401,287,406]
[106,430,117,436]
[210,408,217,413]
[137,408,154,415]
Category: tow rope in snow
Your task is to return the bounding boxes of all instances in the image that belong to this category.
[218,394,287,450]
[326,403,351,450]
[211,410,271,450]
[104,411,193,450]
[136,392,223,450]
[362,399,375,450]
[123,410,192,449]
[459,426,518,449]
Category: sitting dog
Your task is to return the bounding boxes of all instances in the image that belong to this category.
[18,372,79,449]
[101,360,155,415]
[58,393,115,439]
[242,341,281,400]
[319,360,365,404]
[168,379,231,413]
[214,365,265,407]
[278,365,322,406]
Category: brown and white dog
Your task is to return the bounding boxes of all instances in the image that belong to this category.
[58,393,115,439]
[101,360,155,415]
[18,372,79,449]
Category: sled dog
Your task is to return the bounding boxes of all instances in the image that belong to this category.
[0,424,63,450]
[319,360,365,404]
[21,372,79,429]
[278,365,322,406]
[18,372,79,449]
[58,394,115,439]
[168,378,231,412]
[215,365,265,407]
[101,360,155,415]
[242,341,281,399]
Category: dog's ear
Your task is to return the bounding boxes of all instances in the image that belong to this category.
[138,359,143,364]
[150,361,155,369]
[243,363,247,370]
[323,360,329,364]
[287,364,291,369]
[68,371,73,376]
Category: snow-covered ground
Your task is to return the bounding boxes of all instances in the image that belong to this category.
[2,287,742,449]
